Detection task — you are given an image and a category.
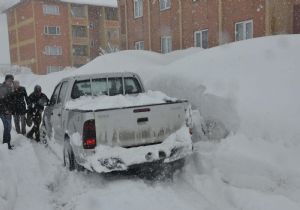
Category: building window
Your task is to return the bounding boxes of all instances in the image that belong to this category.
[47,66,63,74]
[43,5,60,15]
[90,40,96,48]
[235,20,253,41]
[71,4,86,18]
[105,8,118,20]
[134,0,143,18]
[72,25,87,38]
[194,29,208,49]
[160,0,171,11]
[161,36,172,54]
[73,45,88,56]
[44,46,62,55]
[135,41,144,50]
[44,26,60,35]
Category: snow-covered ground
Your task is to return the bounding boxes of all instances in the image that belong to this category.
[1,35,300,210]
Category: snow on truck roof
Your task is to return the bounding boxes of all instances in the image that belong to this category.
[62,72,140,81]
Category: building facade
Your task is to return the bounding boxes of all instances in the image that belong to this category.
[6,0,119,74]
[119,0,300,53]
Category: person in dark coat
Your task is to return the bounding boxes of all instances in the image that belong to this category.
[26,85,49,142]
[12,80,28,135]
[0,74,14,149]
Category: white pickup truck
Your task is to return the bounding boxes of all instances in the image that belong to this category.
[42,72,193,173]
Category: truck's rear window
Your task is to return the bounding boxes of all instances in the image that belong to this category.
[124,77,142,94]
[92,78,108,96]
[71,80,92,99]
[71,77,143,99]
[108,78,123,96]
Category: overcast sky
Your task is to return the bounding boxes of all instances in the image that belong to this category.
[0,14,10,64]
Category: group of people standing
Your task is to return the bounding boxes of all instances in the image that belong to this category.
[0,74,49,150]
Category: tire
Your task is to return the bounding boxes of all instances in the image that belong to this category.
[63,138,84,172]
[63,141,75,171]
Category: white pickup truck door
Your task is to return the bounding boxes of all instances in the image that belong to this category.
[52,81,69,141]
[49,83,61,140]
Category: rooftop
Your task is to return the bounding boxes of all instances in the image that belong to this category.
[61,0,117,7]
[0,0,117,12]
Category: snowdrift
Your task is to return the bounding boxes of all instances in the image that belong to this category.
[14,35,300,143]
[1,35,300,210]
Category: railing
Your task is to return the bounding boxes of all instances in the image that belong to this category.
[104,20,119,28]
[72,36,89,45]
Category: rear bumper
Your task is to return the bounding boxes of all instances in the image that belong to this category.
[82,126,193,173]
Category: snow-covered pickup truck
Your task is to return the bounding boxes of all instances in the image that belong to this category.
[42,72,193,173]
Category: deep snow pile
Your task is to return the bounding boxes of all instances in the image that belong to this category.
[16,35,300,143]
[0,35,300,210]
[79,35,300,144]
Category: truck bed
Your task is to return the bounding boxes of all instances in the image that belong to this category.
[93,100,188,148]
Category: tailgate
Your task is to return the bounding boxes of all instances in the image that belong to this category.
[94,102,187,148]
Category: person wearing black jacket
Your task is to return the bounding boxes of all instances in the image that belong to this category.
[0,74,14,149]
[12,80,28,135]
[26,85,49,142]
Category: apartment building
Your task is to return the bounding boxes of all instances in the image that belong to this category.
[6,0,119,74]
[119,0,300,53]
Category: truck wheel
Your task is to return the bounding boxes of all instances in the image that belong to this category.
[63,141,75,171]
[63,138,84,172]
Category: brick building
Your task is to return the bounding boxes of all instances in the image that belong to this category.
[118,0,300,53]
[6,0,119,74]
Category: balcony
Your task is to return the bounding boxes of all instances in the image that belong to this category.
[72,25,88,44]
[104,20,119,28]
[70,5,87,19]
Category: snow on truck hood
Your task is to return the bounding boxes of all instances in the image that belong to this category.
[65,90,178,111]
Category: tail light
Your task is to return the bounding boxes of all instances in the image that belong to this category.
[83,120,96,149]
